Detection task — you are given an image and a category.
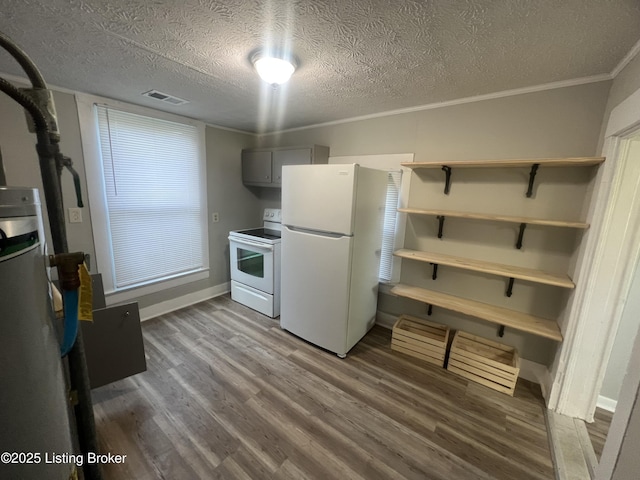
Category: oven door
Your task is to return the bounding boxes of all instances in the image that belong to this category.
[229,236,274,294]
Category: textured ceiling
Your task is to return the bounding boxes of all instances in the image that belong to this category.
[0,0,639,133]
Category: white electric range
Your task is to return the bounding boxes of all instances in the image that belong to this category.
[228,208,281,318]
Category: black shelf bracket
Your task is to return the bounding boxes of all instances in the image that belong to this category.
[498,325,505,337]
[442,166,452,195]
[516,223,527,249]
[437,215,445,238]
[430,263,439,280]
[427,304,433,316]
[506,277,515,297]
[526,163,540,198]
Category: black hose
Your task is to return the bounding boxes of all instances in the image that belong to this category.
[0,147,6,186]
[34,132,68,254]
[68,337,102,480]
[33,134,102,480]
[0,32,47,88]
[0,77,48,131]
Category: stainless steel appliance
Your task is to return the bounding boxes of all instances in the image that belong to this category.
[228,208,281,317]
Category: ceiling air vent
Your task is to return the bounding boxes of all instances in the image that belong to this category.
[141,90,189,106]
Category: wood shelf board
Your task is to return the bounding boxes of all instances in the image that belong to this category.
[401,157,605,169]
[397,208,589,229]
[390,284,563,341]
[393,249,575,289]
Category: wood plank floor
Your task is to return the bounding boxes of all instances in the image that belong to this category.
[92,295,555,480]
[586,407,613,460]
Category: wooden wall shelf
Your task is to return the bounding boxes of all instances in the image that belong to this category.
[393,249,575,290]
[390,284,563,341]
[401,156,604,196]
[400,157,605,169]
[398,208,589,230]
[392,155,603,346]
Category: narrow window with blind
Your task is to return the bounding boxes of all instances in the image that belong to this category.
[95,105,208,292]
[379,170,402,282]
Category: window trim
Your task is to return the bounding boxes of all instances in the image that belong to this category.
[76,93,209,304]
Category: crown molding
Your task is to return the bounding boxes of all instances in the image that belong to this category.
[611,37,640,78]
[261,74,613,136]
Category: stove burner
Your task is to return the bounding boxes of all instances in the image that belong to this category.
[235,228,281,240]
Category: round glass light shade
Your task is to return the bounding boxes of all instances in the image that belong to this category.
[254,56,296,85]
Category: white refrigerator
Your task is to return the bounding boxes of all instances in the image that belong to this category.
[280,163,387,357]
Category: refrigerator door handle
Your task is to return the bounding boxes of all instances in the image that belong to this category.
[284,225,351,239]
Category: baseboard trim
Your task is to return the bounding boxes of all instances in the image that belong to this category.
[375,310,397,329]
[139,282,230,321]
[519,358,549,389]
[596,395,617,413]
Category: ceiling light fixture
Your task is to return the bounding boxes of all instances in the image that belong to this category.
[251,52,296,86]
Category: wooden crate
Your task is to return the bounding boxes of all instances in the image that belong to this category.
[391,315,450,367]
[447,331,520,396]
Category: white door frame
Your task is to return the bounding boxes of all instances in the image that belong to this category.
[547,87,640,420]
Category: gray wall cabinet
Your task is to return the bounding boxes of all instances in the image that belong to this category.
[242,145,329,187]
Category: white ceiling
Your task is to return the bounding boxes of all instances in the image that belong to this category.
[1,1,639,133]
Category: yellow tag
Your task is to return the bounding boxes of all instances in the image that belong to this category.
[78,262,93,322]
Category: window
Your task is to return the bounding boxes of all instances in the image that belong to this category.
[379,170,402,282]
[85,103,208,297]
[329,154,410,285]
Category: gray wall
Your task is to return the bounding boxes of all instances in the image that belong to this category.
[258,82,610,160]
[0,86,259,310]
[0,86,95,261]
[256,81,612,364]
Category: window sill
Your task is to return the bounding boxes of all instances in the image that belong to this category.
[105,269,209,306]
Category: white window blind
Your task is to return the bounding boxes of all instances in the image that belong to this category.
[96,105,206,290]
[379,170,402,282]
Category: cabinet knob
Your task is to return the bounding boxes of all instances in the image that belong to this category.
[265,175,269,179]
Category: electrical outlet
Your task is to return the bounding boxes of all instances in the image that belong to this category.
[69,207,82,223]
[212,212,219,223]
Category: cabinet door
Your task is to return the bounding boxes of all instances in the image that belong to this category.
[272,148,312,185]
[242,150,272,185]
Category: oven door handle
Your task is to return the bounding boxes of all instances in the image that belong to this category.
[229,237,274,251]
